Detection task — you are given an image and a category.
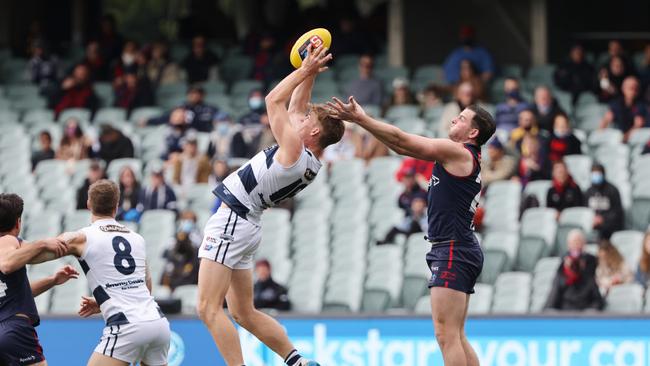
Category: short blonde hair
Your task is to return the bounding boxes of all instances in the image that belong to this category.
[313,104,345,149]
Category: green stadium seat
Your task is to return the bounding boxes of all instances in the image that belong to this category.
[6,84,39,99]
[605,284,644,313]
[107,158,143,181]
[501,64,523,79]
[479,249,508,285]
[523,180,552,207]
[58,108,91,123]
[130,107,164,123]
[554,90,573,115]
[63,210,92,232]
[576,92,598,106]
[395,117,426,135]
[220,55,253,83]
[22,109,54,126]
[231,79,263,97]
[483,232,519,269]
[173,285,199,315]
[610,230,644,267]
[491,272,531,313]
[413,65,444,84]
[628,128,650,147]
[588,128,623,147]
[385,105,420,121]
[94,82,114,106]
[555,207,595,254]
[526,65,555,85]
[93,107,127,123]
[361,289,391,312]
[563,154,593,191]
[200,81,227,95]
[468,284,493,314]
[413,295,431,314]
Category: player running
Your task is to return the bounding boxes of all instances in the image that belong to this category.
[197,44,343,366]
[328,97,495,366]
[58,180,170,366]
[0,193,79,366]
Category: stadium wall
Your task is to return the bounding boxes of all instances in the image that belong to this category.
[40,315,650,365]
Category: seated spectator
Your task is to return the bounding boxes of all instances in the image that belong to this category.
[547,160,583,213]
[172,135,211,187]
[457,59,486,101]
[597,55,633,103]
[443,25,495,84]
[495,77,529,133]
[554,44,596,103]
[81,40,110,82]
[181,35,218,84]
[596,240,633,295]
[355,129,389,162]
[208,159,229,187]
[509,109,548,153]
[385,78,416,111]
[137,168,177,213]
[250,32,284,84]
[110,40,139,81]
[54,64,99,116]
[238,89,266,125]
[531,86,564,133]
[95,124,134,166]
[162,108,194,160]
[116,166,140,222]
[28,40,60,100]
[97,14,124,66]
[113,70,154,112]
[207,113,238,160]
[419,84,443,111]
[31,130,55,170]
[601,40,634,70]
[378,195,428,245]
[635,232,650,287]
[147,85,219,132]
[146,40,181,87]
[584,163,624,239]
[397,170,427,215]
[544,229,604,311]
[344,54,383,106]
[437,81,477,137]
[231,112,275,158]
[322,122,362,164]
[547,113,582,163]
[160,211,201,291]
[600,76,646,141]
[481,137,515,186]
[516,134,550,187]
[640,44,650,104]
[253,259,290,311]
[395,158,434,188]
[76,161,105,210]
[56,118,92,161]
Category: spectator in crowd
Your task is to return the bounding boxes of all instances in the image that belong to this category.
[95,124,135,166]
[355,129,389,162]
[137,168,177,213]
[481,137,515,186]
[545,229,604,311]
[28,40,60,100]
[332,15,371,55]
[207,113,238,160]
[495,77,529,133]
[181,35,218,84]
[547,160,583,214]
[640,44,650,104]
[172,135,211,187]
[601,40,633,70]
[231,112,275,158]
[54,64,99,116]
[81,41,110,82]
[643,140,650,155]
[419,84,443,111]
[635,232,650,287]
[76,161,105,210]
[597,55,633,103]
[97,14,124,65]
[31,130,55,170]
[437,81,477,137]
[385,78,416,111]
[395,158,434,188]
[396,170,427,215]
[239,89,266,125]
[253,259,291,311]
[113,70,154,112]
[160,211,201,291]
[596,240,633,295]
[146,86,219,132]
[600,76,646,141]
[509,109,547,153]
[56,118,92,161]
[554,44,596,103]
[146,41,181,87]
[531,86,564,133]
[457,59,486,101]
[116,166,141,222]
[208,159,229,187]
[378,195,428,245]
[322,122,362,164]
[584,163,624,239]
[111,40,140,80]
[547,113,582,163]
[443,25,495,84]
[516,134,550,186]
[250,32,284,84]
[344,54,383,106]
[162,108,195,160]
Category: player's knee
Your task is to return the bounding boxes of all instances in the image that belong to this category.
[434,323,460,350]
[229,307,254,328]
[196,298,221,323]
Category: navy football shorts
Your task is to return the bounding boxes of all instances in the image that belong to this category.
[0,316,45,366]
[426,241,484,294]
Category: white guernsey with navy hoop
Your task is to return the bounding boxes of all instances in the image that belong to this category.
[200,145,321,269]
[78,219,170,365]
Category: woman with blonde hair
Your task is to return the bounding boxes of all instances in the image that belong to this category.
[596,240,633,294]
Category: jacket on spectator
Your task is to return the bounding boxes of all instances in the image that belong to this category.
[545,253,604,311]
[547,133,582,163]
[585,182,624,239]
[253,278,291,311]
[172,155,212,185]
[481,155,516,186]
[137,185,177,212]
[547,178,583,212]
[554,60,596,100]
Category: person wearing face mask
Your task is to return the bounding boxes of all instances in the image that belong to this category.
[239,89,266,125]
[162,108,195,160]
[545,229,604,311]
[443,25,495,84]
[495,77,530,133]
[531,86,565,133]
[584,163,624,239]
[547,113,582,163]
[111,40,140,81]
[160,211,201,291]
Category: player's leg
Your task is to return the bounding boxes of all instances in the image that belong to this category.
[197,259,244,365]
[87,353,130,366]
[430,287,469,366]
[460,294,479,366]
[226,268,299,361]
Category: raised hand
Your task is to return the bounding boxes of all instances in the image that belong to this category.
[78,296,100,318]
[300,44,333,76]
[53,265,79,285]
[326,96,367,122]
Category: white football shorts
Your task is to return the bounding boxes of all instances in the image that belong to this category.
[93,317,170,365]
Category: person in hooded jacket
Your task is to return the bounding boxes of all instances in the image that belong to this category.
[584,163,624,239]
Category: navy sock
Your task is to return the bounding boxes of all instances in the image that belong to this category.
[284,349,303,366]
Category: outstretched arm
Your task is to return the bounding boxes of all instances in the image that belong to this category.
[327,96,469,163]
[0,236,67,274]
[288,74,317,116]
[31,265,79,297]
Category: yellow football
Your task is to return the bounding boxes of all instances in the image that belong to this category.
[289,28,332,69]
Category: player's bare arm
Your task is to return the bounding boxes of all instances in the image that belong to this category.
[287,72,316,117]
[265,44,332,166]
[56,231,87,258]
[145,262,153,294]
[0,235,67,274]
[30,265,79,297]
[327,96,474,168]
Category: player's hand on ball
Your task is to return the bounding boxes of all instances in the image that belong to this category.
[78,296,100,317]
[326,96,367,122]
[300,44,332,75]
[53,265,79,285]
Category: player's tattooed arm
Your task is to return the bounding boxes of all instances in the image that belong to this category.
[0,236,67,273]
[56,231,87,257]
[30,265,79,297]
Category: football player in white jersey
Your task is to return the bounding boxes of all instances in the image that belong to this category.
[58,180,171,366]
[197,45,343,366]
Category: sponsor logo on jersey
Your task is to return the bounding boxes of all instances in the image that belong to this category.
[219,233,234,242]
[430,175,440,187]
[304,168,316,181]
[99,224,130,233]
[203,236,218,250]
[19,356,36,363]
[440,271,457,281]
[106,278,145,290]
